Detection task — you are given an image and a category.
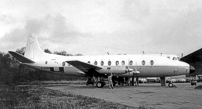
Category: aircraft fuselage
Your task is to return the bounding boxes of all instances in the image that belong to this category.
[25,54,190,77]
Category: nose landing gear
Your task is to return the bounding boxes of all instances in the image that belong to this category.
[168,83,174,87]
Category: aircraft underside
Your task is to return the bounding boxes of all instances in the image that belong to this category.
[26,64,192,88]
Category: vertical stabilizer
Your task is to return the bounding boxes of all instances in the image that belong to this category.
[24,33,45,61]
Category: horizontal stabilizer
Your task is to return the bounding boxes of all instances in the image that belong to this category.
[66,60,102,71]
[8,51,35,63]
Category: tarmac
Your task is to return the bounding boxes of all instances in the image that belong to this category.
[46,82,202,109]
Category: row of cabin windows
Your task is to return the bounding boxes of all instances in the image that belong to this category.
[87,60,154,66]
[49,60,154,67]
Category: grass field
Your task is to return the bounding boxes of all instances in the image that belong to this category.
[0,82,144,109]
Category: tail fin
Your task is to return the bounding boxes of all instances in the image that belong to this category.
[24,33,46,61]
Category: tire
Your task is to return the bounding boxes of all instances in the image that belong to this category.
[96,81,104,88]
[168,83,174,87]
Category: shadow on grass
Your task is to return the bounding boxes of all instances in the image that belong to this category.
[194,85,202,90]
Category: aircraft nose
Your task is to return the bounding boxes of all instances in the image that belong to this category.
[190,65,195,74]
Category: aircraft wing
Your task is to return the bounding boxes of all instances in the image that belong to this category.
[66,60,102,71]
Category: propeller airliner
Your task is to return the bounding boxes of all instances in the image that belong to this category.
[9,34,195,88]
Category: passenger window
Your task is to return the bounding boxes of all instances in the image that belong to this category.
[142,60,145,65]
[150,60,154,65]
[122,61,125,66]
[45,61,48,64]
[101,61,104,66]
[129,60,133,65]
[94,61,97,65]
[116,61,119,66]
[88,61,90,64]
[62,62,65,66]
[108,61,111,66]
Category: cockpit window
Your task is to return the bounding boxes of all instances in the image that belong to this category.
[173,57,177,60]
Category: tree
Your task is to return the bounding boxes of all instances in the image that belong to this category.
[54,51,67,56]
[75,54,82,56]
[0,52,19,85]
[44,49,52,54]
[16,47,26,55]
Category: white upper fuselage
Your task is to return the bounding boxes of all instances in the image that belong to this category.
[27,53,190,77]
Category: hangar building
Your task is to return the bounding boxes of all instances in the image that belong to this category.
[181,48,202,79]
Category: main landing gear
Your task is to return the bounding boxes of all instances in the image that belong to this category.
[86,77,106,88]
[86,78,95,86]
[168,82,174,87]
[160,77,175,87]
[96,81,106,88]
[96,77,106,88]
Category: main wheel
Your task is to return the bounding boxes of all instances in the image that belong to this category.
[96,81,104,88]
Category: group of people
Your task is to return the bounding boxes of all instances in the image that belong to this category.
[86,73,139,89]
[107,73,139,89]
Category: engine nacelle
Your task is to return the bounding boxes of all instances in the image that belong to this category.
[122,70,140,76]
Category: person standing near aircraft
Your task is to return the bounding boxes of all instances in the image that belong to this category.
[126,77,131,86]
[135,77,139,86]
[108,73,113,89]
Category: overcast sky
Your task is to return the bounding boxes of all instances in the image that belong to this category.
[0,0,202,56]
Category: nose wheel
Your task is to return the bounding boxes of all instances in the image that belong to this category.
[168,83,174,87]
